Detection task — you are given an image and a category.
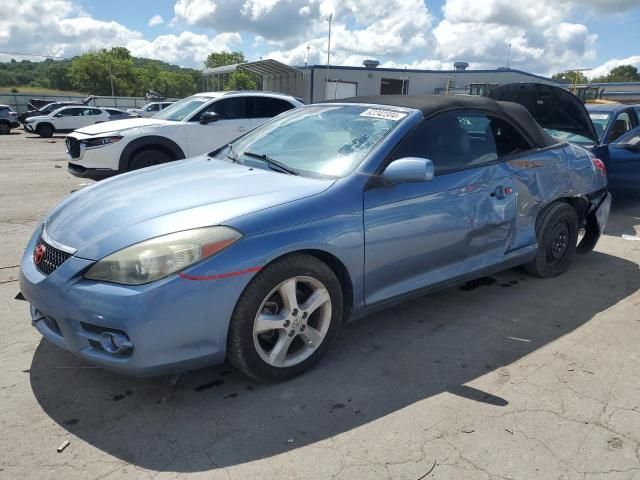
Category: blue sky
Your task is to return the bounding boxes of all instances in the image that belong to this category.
[4,0,640,77]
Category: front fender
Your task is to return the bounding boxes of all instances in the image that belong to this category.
[118,135,186,171]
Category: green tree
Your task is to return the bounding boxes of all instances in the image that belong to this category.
[592,65,640,83]
[69,47,139,96]
[551,70,588,84]
[203,51,259,91]
[204,51,247,69]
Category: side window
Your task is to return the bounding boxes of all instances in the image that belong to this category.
[200,97,247,120]
[60,108,80,117]
[147,104,159,112]
[391,112,504,173]
[486,115,531,156]
[87,109,102,116]
[252,97,294,118]
[610,112,633,142]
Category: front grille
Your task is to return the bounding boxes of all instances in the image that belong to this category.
[34,236,72,276]
[66,137,80,158]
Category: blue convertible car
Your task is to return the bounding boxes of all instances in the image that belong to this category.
[20,88,611,381]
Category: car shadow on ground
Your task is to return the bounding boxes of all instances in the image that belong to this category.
[29,249,640,473]
[23,134,66,140]
[605,191,640,237]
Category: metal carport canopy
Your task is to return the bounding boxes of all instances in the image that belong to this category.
[237,59,304,98]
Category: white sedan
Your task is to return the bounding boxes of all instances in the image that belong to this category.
[24,106,111,138]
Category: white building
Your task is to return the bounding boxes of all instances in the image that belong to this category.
[202,59,562,104]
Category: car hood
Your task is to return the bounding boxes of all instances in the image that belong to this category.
[26,115,50,122]
[43,157,334,260]
[487,83,598,144]
[73,117,173,135]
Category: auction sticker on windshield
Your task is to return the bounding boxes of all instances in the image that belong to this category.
[360,109,407,121]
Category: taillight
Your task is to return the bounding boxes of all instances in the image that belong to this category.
[591,157,606,175]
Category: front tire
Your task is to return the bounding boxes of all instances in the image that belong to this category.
[36,124,53,138]
[524,202,579,278]
[227,253,343,382]
[128,149,172,171]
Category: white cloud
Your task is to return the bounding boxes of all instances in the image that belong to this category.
[1,0,638,77]
[148,14,164,27]
[427,0,598,75]
[0,0,141,59]
[587,56,640,79]
[0,0,239,67]
[127,31,241,65]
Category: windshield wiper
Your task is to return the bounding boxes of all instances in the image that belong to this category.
[225,144,243,164]
[242,151,298,175]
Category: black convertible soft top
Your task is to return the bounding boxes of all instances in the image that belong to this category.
[331,94,557,148]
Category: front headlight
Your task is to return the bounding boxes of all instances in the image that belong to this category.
[84,226,242,285]
[81,136,122,148]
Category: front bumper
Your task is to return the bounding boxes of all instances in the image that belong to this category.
[19,229,253,376]
[577,189,612,254]
[24,123,35,132]
[67,162,115,180]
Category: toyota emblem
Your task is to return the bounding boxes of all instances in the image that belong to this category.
[34,244,46,265]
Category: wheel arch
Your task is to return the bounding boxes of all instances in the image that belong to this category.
[36,121,54,130]
[536,196,588,234]
[118,135,186,172]
[251,248,355,321]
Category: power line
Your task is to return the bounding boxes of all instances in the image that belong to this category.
[0,51,71,60]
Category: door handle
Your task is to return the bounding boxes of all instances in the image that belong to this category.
[490,186,513,200]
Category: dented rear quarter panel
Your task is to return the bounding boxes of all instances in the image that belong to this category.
[498,142,606,251]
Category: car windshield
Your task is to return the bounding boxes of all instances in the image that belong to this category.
[213,105,408,179]
[589,112,610,142]
[41,104,63,113]
[154,96,214,121]
[543,128,595,146]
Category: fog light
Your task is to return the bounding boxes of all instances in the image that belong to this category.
[99,331,133,354]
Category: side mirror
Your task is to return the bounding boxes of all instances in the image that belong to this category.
[382,157,435,183]
[200,112,221,125]
[54,113,62,118]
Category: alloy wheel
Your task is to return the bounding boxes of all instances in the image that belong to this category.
[252,276,332,368]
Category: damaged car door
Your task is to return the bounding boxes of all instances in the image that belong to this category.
[363,110,518,305]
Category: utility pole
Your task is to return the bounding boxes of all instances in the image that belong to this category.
[326,13,333,89]
[506,43,512,68]
[109,64,115,97]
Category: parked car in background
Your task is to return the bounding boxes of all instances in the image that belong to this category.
[66,91,303,179]
[594,126,640,190]
[126,101,174,118]
[24,106,111,138]
[587,103,639,146]
[20,90,610,380]
[488,84,640,191]
[104,108,136,121]
[0,105,20,134]
[18,95,95,124]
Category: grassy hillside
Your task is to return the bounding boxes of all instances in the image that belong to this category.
[0,86,88,96]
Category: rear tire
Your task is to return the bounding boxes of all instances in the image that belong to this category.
[36,124,53,138]
[0,122,10,135]
[228,253,343,382]
[524,202,579,278]
[128,149,172,171]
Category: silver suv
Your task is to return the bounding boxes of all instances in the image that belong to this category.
[0,105,20,134]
